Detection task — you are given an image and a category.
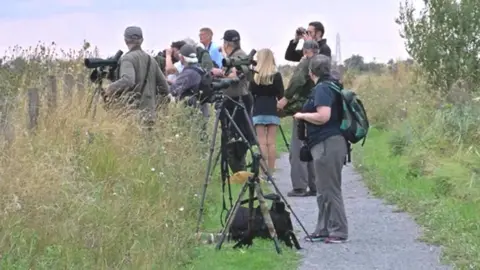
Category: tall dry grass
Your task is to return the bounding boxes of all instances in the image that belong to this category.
[0,44,209,269]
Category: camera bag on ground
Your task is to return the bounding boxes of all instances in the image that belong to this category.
[228,193,301,250]
[326,81,370,162]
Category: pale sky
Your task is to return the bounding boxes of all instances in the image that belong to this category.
[0,0,424,64]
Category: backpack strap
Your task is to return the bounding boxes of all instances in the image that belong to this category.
[178,66,205,98]
[196,47,206,64]
[324,81,352,164]
[139,56,152,96]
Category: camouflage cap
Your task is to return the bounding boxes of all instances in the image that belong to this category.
[303,40,319,50]
[309,54,331,77]
[179,44,198,63]
[124,26,143,40]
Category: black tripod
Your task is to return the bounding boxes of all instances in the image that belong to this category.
[278,125,290,152]
[195,93,312,253]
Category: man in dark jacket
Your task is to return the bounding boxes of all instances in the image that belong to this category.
[285,21,331,62]
[210,29,254,173]
[168,43,210,140]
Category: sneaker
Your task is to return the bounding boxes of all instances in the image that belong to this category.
[304,233,328,242]
[287,189,308,197]
[324,236,348,244]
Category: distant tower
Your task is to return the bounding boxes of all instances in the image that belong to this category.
[335,33,342,65]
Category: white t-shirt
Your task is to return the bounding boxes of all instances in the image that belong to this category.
[167,61,184,82]
[174,61,184,73]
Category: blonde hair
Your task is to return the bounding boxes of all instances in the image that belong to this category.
[253,48,277,85]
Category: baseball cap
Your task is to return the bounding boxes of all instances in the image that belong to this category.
[179,44,198,63]
[124,26,143,40]
[222,30,240,42]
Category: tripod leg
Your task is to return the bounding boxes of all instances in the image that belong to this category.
[215,180,249,250]
[195,109,221,233]
[239,109,275,179]
[255,183,282,254]
[278,125,290,151]
[85,87,99,118]
[240,109,312,242]
[90,88,100,120]
[264,179,313,242]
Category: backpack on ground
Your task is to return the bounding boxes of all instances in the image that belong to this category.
[326,81,370,161]
[228,193,301,250]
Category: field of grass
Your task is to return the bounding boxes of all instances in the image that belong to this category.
[349,65,480,270]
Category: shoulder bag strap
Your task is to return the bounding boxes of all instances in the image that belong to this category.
[138,55,152,95]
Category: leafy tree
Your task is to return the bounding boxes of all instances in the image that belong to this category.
[397,0,480,93]
[344,54,365,71]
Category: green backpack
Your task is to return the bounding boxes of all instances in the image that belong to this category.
[326,81,370,146]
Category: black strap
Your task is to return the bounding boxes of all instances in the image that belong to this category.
[138,55,152,96]
[228,47,240,57]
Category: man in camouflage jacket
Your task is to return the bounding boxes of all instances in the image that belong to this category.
[277,40,320,197]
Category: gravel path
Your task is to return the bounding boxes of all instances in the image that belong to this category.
[271,153,452,270]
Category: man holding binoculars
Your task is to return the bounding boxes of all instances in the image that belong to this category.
[285,21,331,62]
[279,21,332,197]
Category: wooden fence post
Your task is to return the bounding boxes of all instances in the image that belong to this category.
[46,75,57,113]
[27,88,40,132]
[0,98,15,147]
[76,73,85,100]
[63,73,74,103]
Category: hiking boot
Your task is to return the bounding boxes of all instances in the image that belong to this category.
[324,236,348,244]
[306,190,316,196]
[304,233,328,242]
[287,189,308,197]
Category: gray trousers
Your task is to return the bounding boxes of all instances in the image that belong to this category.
[311,135,348,238]
[289,118,316,191]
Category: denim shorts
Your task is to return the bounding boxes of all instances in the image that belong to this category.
[252,115,280,126]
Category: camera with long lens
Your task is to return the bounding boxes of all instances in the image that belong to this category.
[84,50,123,83]
[206,73,246,104]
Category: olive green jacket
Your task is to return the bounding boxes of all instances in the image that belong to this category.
[106,47,169,114]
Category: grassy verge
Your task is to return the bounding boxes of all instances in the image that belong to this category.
[0,42,299,269]
[346,64,480,269]
[354,128,480,269]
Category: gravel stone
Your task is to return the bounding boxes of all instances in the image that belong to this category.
[270,153,452,270]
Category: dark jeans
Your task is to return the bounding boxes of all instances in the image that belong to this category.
[221,94,254,173]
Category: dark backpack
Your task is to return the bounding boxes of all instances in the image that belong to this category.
[196,47,215,71]
[228,194,301,250]
[184,66,214,104]
[326,81,370,146]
